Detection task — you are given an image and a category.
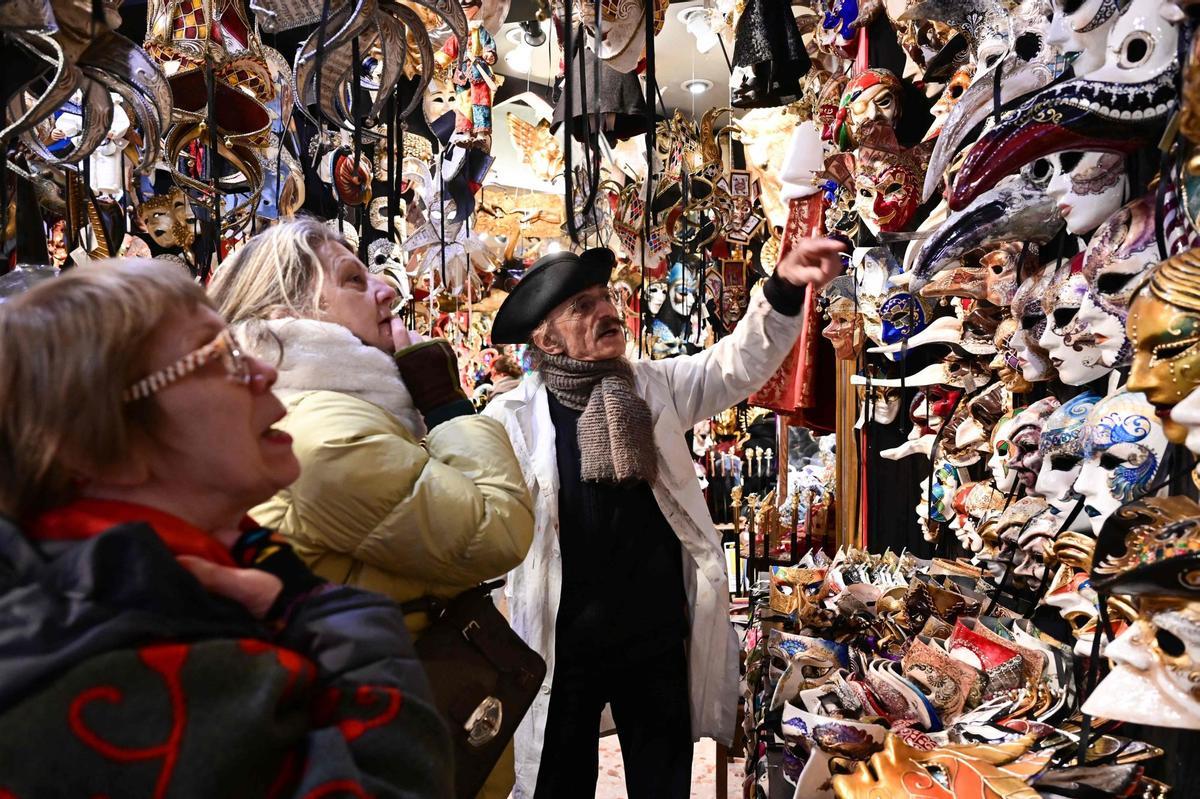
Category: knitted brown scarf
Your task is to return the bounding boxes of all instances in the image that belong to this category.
[539,353,658,484]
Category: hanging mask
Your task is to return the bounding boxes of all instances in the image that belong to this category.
[981,242,1031,306]
[1045,0,1121,75]
[135,187,196,251]
[1010,262,1057,382]
[957,382,1010,454]
[995,496,1050,553]
[1127,249,1200,442]
[959,304,1004,356]
[822,275,865,360]
[857,385,904,426]
[1039,253,1106,386]
[1008,396,1062,491]
[879,291,931,347]
[1070,195,1158,380]
[855,247,905,346]
[916,460,967,541]
[667,262,699,317]
[950,481,1006,554]
[925,64,975,141]
[1034,391,1101,513]
[937,401,983,467]
[646,280,668,315]
[832,69,903,150]
[1040,151,1128,235]
[919,258,988,301]
[949,0,1184,211]
[818,0,861,58]
[990,318,1034,394]
[1077,390,1168,534]
[852,132,932,235]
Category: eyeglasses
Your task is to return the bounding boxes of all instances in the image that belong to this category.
[123,329,251,403]
[560,287,621,321]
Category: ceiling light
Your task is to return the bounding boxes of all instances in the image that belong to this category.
[682,79,712,95]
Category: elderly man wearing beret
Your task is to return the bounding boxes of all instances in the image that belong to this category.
[484,238,845,799]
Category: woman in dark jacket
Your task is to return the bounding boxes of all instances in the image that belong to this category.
[0,258,452,797]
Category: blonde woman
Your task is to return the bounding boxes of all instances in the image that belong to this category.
[210,220,534,798]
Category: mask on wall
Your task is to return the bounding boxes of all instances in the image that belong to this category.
[1040,253,1112,386]
[1010,262,1057,382]
[646,280,668,315]
[950,481,1006,554]
[1077,390,1168,535]
[857,385,904,426]
[990,318,1034,394]
[1069,195,1158,379]
[668,262,699,316]
[1014,506,1059,583]
[988,411,1023,493]
[919,258,988,301]
[1041,151,1128,235]
[995,496,1050,556]
[135,187,196,250]
[981,241,1031,306]
[1128,248,1200,442]
[852,130,933,235]
[925,64,974,141]
[1045,0,1121,75]
[1008,396,1062,492]
[855,247,905,347]
[917,460,967,542]
[832,69,903,150]
[1035,391,1101,514]
[949,0,1184,210]
[879,291,931,348]
[821,275,864,360]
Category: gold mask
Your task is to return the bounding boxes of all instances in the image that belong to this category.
[832,734,1042,799]
[1127,248,1200,442]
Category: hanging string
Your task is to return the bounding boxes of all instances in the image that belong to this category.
[352,37,367,262]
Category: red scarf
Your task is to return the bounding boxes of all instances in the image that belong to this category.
[30,498,237,567]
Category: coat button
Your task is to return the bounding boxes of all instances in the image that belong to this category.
[541,684,551,695]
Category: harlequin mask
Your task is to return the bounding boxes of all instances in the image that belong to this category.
[990,318,1034,394]
[852,134,931,235]
[1010,262,1056,382]
[1077,390,1168,535]
[1128,249,1200,442]
[1035,391,1101,513]
[819,0,861,57]
[1008,396,1061,491]
[1040,253,1108,386]
[949,0,1184,210]
[833,69,903,150]
[1068,195,1157,380]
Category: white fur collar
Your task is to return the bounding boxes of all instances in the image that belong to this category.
[247,318,426,438]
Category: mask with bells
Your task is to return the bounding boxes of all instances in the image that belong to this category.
[1068,195,1158,381]
[1077,389,1168,535]
[1128,248,1200,443]
[1035,391,1101,515]
[833,69,903,150]
[1009,262,1056,383]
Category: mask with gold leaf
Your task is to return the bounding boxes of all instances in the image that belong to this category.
[1127,248,1200,442]
[821,275,864,360]
[136,188,196,250]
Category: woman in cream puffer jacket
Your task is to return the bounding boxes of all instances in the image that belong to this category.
[210,219,534,799]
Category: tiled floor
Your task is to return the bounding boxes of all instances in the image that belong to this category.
[594,737,743,798]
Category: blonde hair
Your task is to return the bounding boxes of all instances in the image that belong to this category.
[0,259,211,521]
[209,218,348,326]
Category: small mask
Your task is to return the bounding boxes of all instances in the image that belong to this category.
[1008,396,1062,491]
[1077,390,1168,535]
[1034,391,1101,513]
[1070,195,1158,379]
[833,69,903,150]
[980,242,1030,306]
[925,64,975,141]
[1009,262,1056,382]
[1127,248,1200,442]
[821,275,864,360]
[988,411,1023,493]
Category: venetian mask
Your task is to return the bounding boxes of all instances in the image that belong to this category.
[668,263,699,316]
[1009,262,1056,382]
[822,276,864,360]
[916,460,966,542]
[957,382,1009,454]
[1035,391,1101,514]
[1083,597,1200,729]
[852,136,931,235]
[1041,151,1128,235]
[136,188,196,250]
[995,496,1050,554]
[646,280,668,315]
[1045,0,1120,75]
[1127,249,1200,442]
[988,411,1022,493]
[1077,390,1168,534]
[1069,195,1158,379]
[1171,387,1200,457]
[981,242,1030,306]
[1014,506,1060,584]
[1040,253,1113,386]
[926,65,975,141]
[950,481,1005,554]
[1008,396,1061,492]
[990,318,1034,394]
[878,291,931,348]
[857,385,903,426]
[833,69,903,150]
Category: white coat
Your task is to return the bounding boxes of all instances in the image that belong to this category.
[483,286,806,797]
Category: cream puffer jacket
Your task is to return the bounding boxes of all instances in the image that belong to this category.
[245,318,535,635]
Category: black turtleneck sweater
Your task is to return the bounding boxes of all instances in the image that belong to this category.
[547,391,689,665]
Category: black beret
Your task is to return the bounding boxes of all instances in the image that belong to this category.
[490,248,616,344]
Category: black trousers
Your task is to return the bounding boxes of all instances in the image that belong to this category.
[533,642,693,799]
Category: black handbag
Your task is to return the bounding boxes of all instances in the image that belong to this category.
[407,581,546,798]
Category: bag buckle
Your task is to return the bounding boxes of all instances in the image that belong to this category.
[464,696,504,747]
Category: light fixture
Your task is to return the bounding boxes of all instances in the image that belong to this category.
[520,19,546,47]
[682,78,712,95]
[505,26,525,45]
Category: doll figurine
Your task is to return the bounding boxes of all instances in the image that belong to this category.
[436,0,499,151]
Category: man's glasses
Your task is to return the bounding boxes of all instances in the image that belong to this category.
[124,329,251,402]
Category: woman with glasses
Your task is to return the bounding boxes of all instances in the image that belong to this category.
[0,259,451,795]
[210,219,535,799]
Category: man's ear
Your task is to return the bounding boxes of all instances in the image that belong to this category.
[532,324,564,355]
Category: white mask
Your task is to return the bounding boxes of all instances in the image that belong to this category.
[1038,151,1128,236]
[1170,386,1200,456]
[1035,391,1102,514]
[1076,390,1168,535]
[1045,0,1119,76]
[988,414,1021,493]
[1010,263,1057,382]
[1040,255,1105,386]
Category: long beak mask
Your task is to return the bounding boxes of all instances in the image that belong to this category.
[910,172,1063,292]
